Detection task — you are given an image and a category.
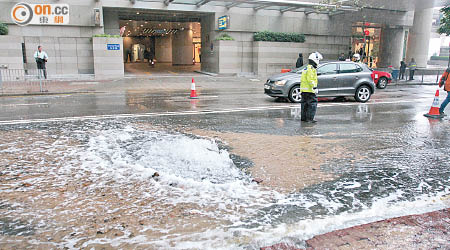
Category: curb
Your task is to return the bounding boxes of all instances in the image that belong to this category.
[193,70,219,77]
[390,82,438,86]
[0,91,98,97]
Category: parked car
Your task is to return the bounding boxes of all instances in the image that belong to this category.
[371,70,392,89]
[264,62,376,103]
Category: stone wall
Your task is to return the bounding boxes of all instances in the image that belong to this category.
[252,42,308,76]
[23,36,94,75]
[0,36,24,70]
[93,37,124,79]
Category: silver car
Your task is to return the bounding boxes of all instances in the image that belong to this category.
[264,62,376,103]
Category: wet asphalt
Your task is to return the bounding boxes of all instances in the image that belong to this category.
[0,79,449,247]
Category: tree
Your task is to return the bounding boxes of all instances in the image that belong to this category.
[438,6,450,36]
[0,22,8,35]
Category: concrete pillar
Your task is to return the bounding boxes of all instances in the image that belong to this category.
[103,11,120,36]
[379,27,404,68]
[155,35,173,63]
[406,6,434,67]
[172,29,194,65]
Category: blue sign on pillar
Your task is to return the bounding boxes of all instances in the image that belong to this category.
[218,15,229,30]
[107,44,120,50]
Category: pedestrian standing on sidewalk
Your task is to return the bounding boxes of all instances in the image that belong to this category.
[300,52,322,123]
[33,45,48,79]
[296,53,304,68]
[399,61,406,80]
[338,53,346,61]
[408,58,417,81]
[439,67,450,116]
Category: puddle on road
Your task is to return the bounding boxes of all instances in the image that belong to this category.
[0,120,449,249]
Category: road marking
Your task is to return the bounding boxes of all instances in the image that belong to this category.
[0,103,49,107]
[0,100,419,126]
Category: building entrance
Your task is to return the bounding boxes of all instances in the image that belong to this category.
[351,22,382,68]
[118,10,203,75]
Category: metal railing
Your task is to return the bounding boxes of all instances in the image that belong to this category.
[387,68,445,84]
[0,68,50,93]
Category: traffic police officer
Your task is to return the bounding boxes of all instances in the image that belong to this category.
[300,52,322,123]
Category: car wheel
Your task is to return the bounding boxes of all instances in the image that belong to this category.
[288,85,302,103]
[377,77,388,89]
[355,85,371,103]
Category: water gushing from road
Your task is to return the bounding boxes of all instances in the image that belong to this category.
[66,124,449,249]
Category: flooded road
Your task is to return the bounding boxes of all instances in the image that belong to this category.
[0,82,449,249]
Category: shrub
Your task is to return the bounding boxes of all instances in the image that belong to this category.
[253,31,305,43]
[93,34,121,38]
[0,23,8,35]
[215,33,234,41]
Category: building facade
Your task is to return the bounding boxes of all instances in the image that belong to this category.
[0,0,445,78]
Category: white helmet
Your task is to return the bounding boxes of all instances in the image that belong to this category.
[353,53,361,61]
[308,52,323,65]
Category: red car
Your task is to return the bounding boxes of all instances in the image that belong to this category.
[371,70,392,89]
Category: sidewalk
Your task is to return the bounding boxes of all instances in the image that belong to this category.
[0,79,103,96]
[0,74,263,96]
[262,207,450,250]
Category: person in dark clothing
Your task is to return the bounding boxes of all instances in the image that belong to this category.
[408,58,417,81]
[296,53,304,68]
[144,49,150,62]
[347,47,353,60]
[148,49,155,67]
[338,53,346,61]
[399,61,407,80]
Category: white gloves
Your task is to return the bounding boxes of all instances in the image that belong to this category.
[314,88,319,95]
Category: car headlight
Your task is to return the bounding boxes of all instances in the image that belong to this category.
[274,80,287,86]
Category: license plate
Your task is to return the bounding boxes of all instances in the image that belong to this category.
[264,85,271,89]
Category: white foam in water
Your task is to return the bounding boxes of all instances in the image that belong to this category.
[241,190,450,249]
[73,126,281,219]
[66,126,449,249]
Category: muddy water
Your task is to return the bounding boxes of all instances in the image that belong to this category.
[0,118,449,249]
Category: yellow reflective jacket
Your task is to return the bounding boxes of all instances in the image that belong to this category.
[300,65,318,93]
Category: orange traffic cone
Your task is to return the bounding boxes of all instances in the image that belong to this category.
[424,90,443,119]
[189,78,199,99]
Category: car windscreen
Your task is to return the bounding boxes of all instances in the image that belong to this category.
[291,65,308,73]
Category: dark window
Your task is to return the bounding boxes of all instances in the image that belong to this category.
[317,64,338,75]
[339,63,361,74]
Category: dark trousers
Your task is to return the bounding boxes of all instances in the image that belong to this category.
[409,70,415,81]
[37,61,47,79]
[301,92,318,121]
[400,69,406,80]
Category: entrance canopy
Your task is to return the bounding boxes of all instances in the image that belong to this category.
[138,0,359,14]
